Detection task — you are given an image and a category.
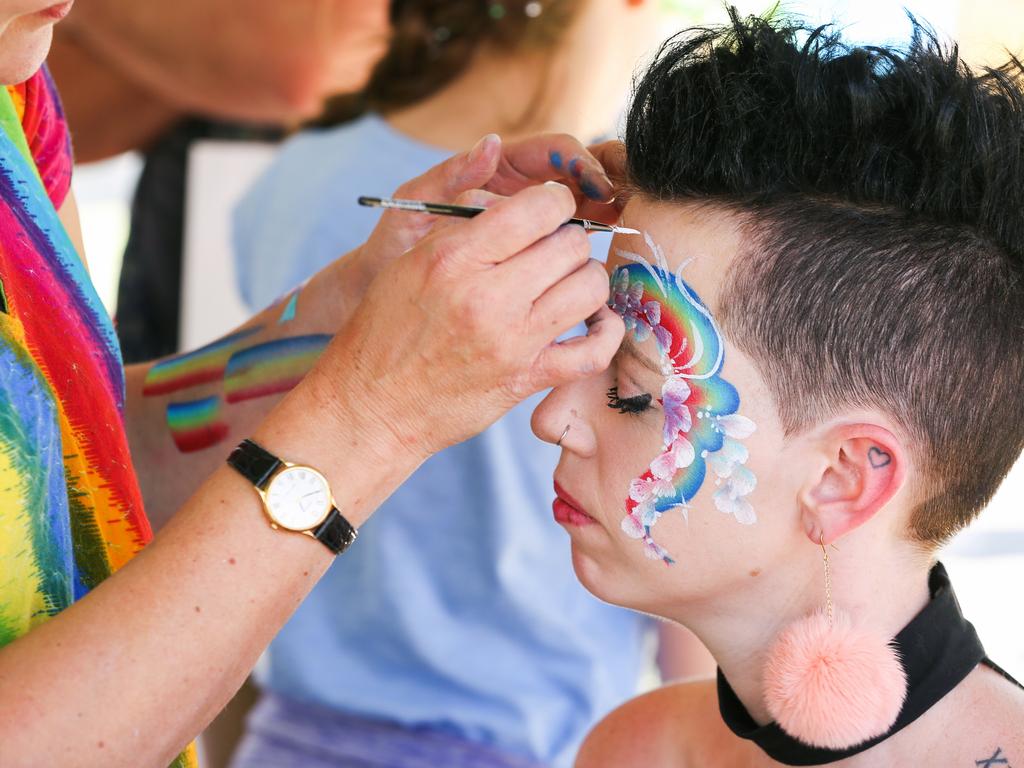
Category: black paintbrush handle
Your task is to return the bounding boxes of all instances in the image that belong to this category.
[358,196,617,232]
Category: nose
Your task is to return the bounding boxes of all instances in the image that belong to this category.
[531,383,597,457]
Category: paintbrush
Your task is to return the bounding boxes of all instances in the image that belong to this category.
[358,196,640,235]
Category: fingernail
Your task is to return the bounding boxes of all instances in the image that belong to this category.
[581,179,607,201]
[544,180,570,192]
[549,150,563,170]
[469,133,500,164]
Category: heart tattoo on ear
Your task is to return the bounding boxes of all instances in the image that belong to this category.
[868,447,892,469]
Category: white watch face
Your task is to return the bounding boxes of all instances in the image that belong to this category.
[265,465,332,531]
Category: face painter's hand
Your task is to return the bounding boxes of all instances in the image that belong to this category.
[584,140,630,216]
[485,133,617,209]
[346,133,616,294]
[309,181,625,461]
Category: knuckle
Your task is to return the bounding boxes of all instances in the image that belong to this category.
[458,292,491,331]
[492,345,523,379]
[499,375,530,405]
[428,233,463,267]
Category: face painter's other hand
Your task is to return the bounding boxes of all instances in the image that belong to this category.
[584,140,629,215]
[309,181,624,462]
[347,133,617,291]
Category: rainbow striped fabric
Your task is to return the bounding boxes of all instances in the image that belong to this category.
[0,67,196,768]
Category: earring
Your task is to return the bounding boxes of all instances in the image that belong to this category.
[762,536,907,749]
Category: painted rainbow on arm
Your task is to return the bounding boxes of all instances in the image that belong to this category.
[142,326,264,396]
[166,396,230,453]
[223,335,331,403]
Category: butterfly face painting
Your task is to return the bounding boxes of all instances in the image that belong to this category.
[610,238,757,564]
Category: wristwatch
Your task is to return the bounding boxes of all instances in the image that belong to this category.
[226,438,357,555]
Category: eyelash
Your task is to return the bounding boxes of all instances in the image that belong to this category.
[606,386,653,415]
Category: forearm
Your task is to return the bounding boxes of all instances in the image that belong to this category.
[124,249,371,531]
[0,375,420,767]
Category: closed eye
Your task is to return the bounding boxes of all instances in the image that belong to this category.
[607,386,653,414]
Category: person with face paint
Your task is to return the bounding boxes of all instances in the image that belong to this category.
[0,2,626,766]
[529,10,1024,767]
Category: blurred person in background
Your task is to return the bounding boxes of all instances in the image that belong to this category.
[0,0,632,765]
[226,2,713,768]
[46,0,391,363]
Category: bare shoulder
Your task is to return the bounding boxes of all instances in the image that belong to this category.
[956,665,1024,761]
[575,678,753,768]
[910,664,1024,766]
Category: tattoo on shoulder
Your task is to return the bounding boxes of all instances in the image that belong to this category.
[976,747,1011,767]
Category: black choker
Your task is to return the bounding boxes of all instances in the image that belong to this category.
[717,562,1022,766]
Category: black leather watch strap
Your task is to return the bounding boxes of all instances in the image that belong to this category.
[313,508,358,555]
[227,438,282,490]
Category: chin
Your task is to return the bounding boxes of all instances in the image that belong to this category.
[569,545,606,596]
[569,545,635,610]
[0,27,53,86]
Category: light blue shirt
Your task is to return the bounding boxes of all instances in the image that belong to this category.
[233,114,650,768]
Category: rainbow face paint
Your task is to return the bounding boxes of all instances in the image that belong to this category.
[610,246,757,565]
[166,396,229,453]
[143,326,263,396]
[223,335,330,403]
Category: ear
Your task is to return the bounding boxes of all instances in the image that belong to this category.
[799,424,907,545]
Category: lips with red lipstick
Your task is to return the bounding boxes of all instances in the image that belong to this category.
[39,1,74,20]
[553,481,597,527]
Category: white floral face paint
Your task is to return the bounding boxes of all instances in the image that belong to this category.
[609,236,758,564]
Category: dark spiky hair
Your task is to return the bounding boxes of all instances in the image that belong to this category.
[625,9,1024,544]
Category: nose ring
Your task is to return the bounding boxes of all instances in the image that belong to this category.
[556,424,571,447]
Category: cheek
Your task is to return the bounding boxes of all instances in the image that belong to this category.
[594,408,664,518]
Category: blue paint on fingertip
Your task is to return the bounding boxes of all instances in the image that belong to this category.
[549,150,563,169]
[581,179,604,201]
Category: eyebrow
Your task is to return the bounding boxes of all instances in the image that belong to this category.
[620,336,665,376]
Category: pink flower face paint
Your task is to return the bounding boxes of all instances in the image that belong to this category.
[610,243,757,565]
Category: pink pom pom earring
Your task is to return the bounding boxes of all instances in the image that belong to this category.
[762,536,908,749]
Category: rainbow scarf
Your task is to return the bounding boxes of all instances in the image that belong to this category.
[0,70,195,768]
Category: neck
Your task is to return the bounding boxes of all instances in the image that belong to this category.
[383,5,649,152]
[670,530,933,728]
